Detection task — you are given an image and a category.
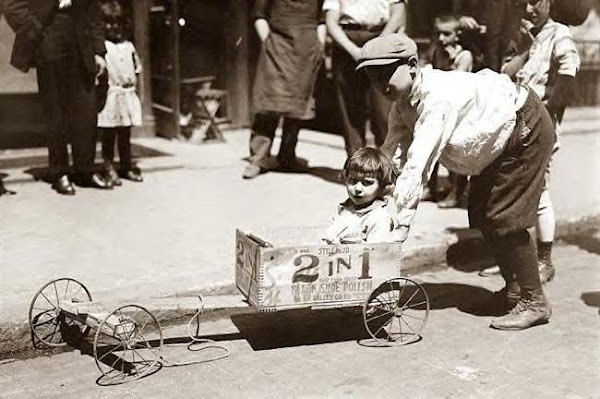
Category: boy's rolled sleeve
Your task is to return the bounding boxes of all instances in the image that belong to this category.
[393,100,457,228]
[554,26,580,77]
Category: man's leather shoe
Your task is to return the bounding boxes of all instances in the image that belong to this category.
[76,173,114,189]
[52,175,75,195]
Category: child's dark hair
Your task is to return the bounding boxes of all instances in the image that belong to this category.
[434,12,462,26]
[341,147,398,187]
[100,0,123,21]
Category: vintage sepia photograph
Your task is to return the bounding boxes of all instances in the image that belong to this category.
[1,0,599,397]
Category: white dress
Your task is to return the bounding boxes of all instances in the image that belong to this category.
[97,40,143,128]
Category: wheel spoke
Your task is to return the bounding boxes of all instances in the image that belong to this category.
[400,289,420,310]
[108,349,124,372]
[39,319,61,342]
[373,316,393,338]
[39,292,56,308]
[53,282,60,307]
[32,315,58,328]
[98,342,125,363]
[401,312,425,321]
[366,308,395,323]
[134,314,151,339]
[397,279,407,304]
[404,300,428,310]
[64,280,70,300]
[131,347,150,364]
[399,315,418,334]
[135,331,159,357]
[32,306,54,312]
[367,304,391,313]
[71,285,83,300]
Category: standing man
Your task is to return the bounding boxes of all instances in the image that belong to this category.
[324,0,406,157]
[4,0,113,195]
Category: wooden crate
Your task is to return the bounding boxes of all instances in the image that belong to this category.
[235,229,402,312]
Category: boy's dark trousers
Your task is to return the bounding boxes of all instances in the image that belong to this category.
[332,29,391,156]
[101,127,133,171]
[469,89,555,298]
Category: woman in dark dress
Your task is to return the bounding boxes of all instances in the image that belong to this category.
[243,0,325,179]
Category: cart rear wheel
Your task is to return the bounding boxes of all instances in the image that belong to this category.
[28,278,92,347]
[93,304,163,385]
[363,277,429,346]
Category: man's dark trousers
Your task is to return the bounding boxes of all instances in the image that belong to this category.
[332,29,391,156]
[37,55,97,177]
[35,15,98,177]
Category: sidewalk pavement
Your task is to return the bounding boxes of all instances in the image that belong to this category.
[1,106,599,356]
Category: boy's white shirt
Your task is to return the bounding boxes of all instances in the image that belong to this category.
[388,67,521,228]
[59,0,72,9]
[516,18,580,102]
[322,197,399,244]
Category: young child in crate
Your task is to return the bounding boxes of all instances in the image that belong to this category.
[421,12,475,208]
[97,0,143,185]
[322,147,400,244]
[358,33,555,331]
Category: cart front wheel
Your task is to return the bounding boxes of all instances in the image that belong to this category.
[363,277,429,346]
[28,278,92,347]
[93,304,163,385]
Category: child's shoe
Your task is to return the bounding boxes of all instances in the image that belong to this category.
[120,168,143,182]
[105,164,122,186]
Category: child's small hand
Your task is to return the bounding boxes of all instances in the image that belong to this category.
[95,55,107,78]
[392,226,410,243]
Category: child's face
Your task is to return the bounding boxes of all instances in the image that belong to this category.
[105,19,123,42]
[434,19,460,47]
[524,0,551,29]
[367,57,419,102]
[345,173,383,208]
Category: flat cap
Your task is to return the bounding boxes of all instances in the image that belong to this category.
[356,33,418,70]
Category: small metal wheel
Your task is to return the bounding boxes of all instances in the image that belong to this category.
[28,278,92,347]
[363,277,430,346]
[93,304,163,385]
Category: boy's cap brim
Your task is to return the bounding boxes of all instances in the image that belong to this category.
[356,58,401,71]
[356,33,418,71]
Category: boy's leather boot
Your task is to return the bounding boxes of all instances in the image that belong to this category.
[490,288,552,330]
[538,240,555,284]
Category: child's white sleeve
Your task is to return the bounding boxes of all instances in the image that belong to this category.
[393,99,457,228]
[385,102,413,170]
[554,26,580,77]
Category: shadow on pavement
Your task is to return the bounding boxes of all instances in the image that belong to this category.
[445,227,496,273]
[0,172,17,196]
[581,292,600,314]
[228,282,498,351]
[306,166,343,185]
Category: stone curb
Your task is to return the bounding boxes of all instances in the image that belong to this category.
[1,214,598,359]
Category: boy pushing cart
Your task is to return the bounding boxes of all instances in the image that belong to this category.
[357,33,555,331]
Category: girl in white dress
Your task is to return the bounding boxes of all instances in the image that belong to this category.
[98,0,143,184]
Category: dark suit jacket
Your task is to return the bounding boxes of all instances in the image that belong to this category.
[4,0,105,73]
